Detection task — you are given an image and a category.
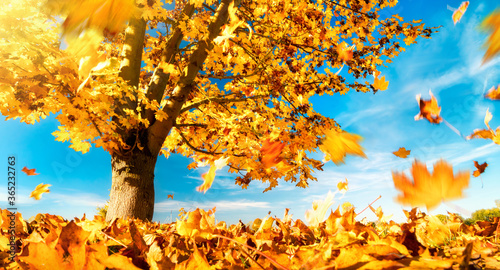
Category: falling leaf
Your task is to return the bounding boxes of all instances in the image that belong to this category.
[260,139,285,168]
[393,147,411,158]
[451,1,469,25]
[22,166,40,176]
[485,85,500,100]
[319,129,367,165]
[473,161,488,177]
[305,190,335,227]
[415,90,442,124]
[195,156,229,193]
[337,178,349,192]
[46,0,139,37]
[213,156,229,170]
[467,108,500,145]
[167,194,174,199]
[337,42,354,62]
[30,183,52,200]
[196,164,216,194]
[482,10,500,64]
[373,75,389,91]
[392,159,470,210]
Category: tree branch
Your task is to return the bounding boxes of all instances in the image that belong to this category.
[144,3,196,125]
[119,16,147,109]
[174,123,208,127]
[147,0,235,154]
[180,95,265,114]
[176,128,223,155]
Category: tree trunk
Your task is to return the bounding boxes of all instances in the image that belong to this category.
[106,151,158,223]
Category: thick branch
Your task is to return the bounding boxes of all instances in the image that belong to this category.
[147,0,235,155]
[144,3,195,125]
[180,95,265,114]
[119,16,147,109]
[174,123,208,127]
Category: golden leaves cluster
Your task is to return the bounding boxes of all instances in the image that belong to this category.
[3,204,500,269]
[1,0,436,192]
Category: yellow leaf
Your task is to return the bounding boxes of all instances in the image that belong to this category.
[337,178,348,192]
[305,190,335,227]
[175,208,214,239]
[392,160,469,210]
[30,183,52,200]
[485,107,492,129]
[195,156,228,193]
[196,164,216,194]
[373,75,389,91]
[48,0,139,36]
[452,1,469,25]
[319,129,367,165]
[467,108,500,145]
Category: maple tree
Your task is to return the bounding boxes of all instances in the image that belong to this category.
[0,0,437,222]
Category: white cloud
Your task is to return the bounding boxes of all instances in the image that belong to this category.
[155,199,271,213]
[49,192,107,207]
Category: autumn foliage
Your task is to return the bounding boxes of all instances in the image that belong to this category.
[1,0,500,266]
[1,207,499,269]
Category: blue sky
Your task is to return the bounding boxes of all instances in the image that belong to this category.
[1,0,500,225]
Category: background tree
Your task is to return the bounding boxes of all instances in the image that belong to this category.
[0,0,436,222]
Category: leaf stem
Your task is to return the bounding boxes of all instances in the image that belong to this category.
[356,195,382,216]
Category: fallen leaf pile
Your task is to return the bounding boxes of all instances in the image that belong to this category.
[1,206,499,269]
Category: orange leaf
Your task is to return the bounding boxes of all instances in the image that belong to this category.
[485,85,500,100]
[393,147,411,158]
[473,161,488,177]
[319,129,367,165]
[467,108,500,144]
[337,42,354,62]
[30,183,51,200]
[337,178,348,192]
[260,139,285,168]
[22,166,40,176]
[415,90,442,124]
[482,10,500,64]
[373,75,389,91]
[392,159,470,210]
[452,1,469,25]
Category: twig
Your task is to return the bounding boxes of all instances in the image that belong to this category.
[442,118,464,139]
[99,230,127,248]
[212,234,290,270]
[356,195,382,216]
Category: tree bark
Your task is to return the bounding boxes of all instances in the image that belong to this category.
[106,151,158,222]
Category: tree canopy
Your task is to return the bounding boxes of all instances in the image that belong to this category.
[0,0,436,194]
